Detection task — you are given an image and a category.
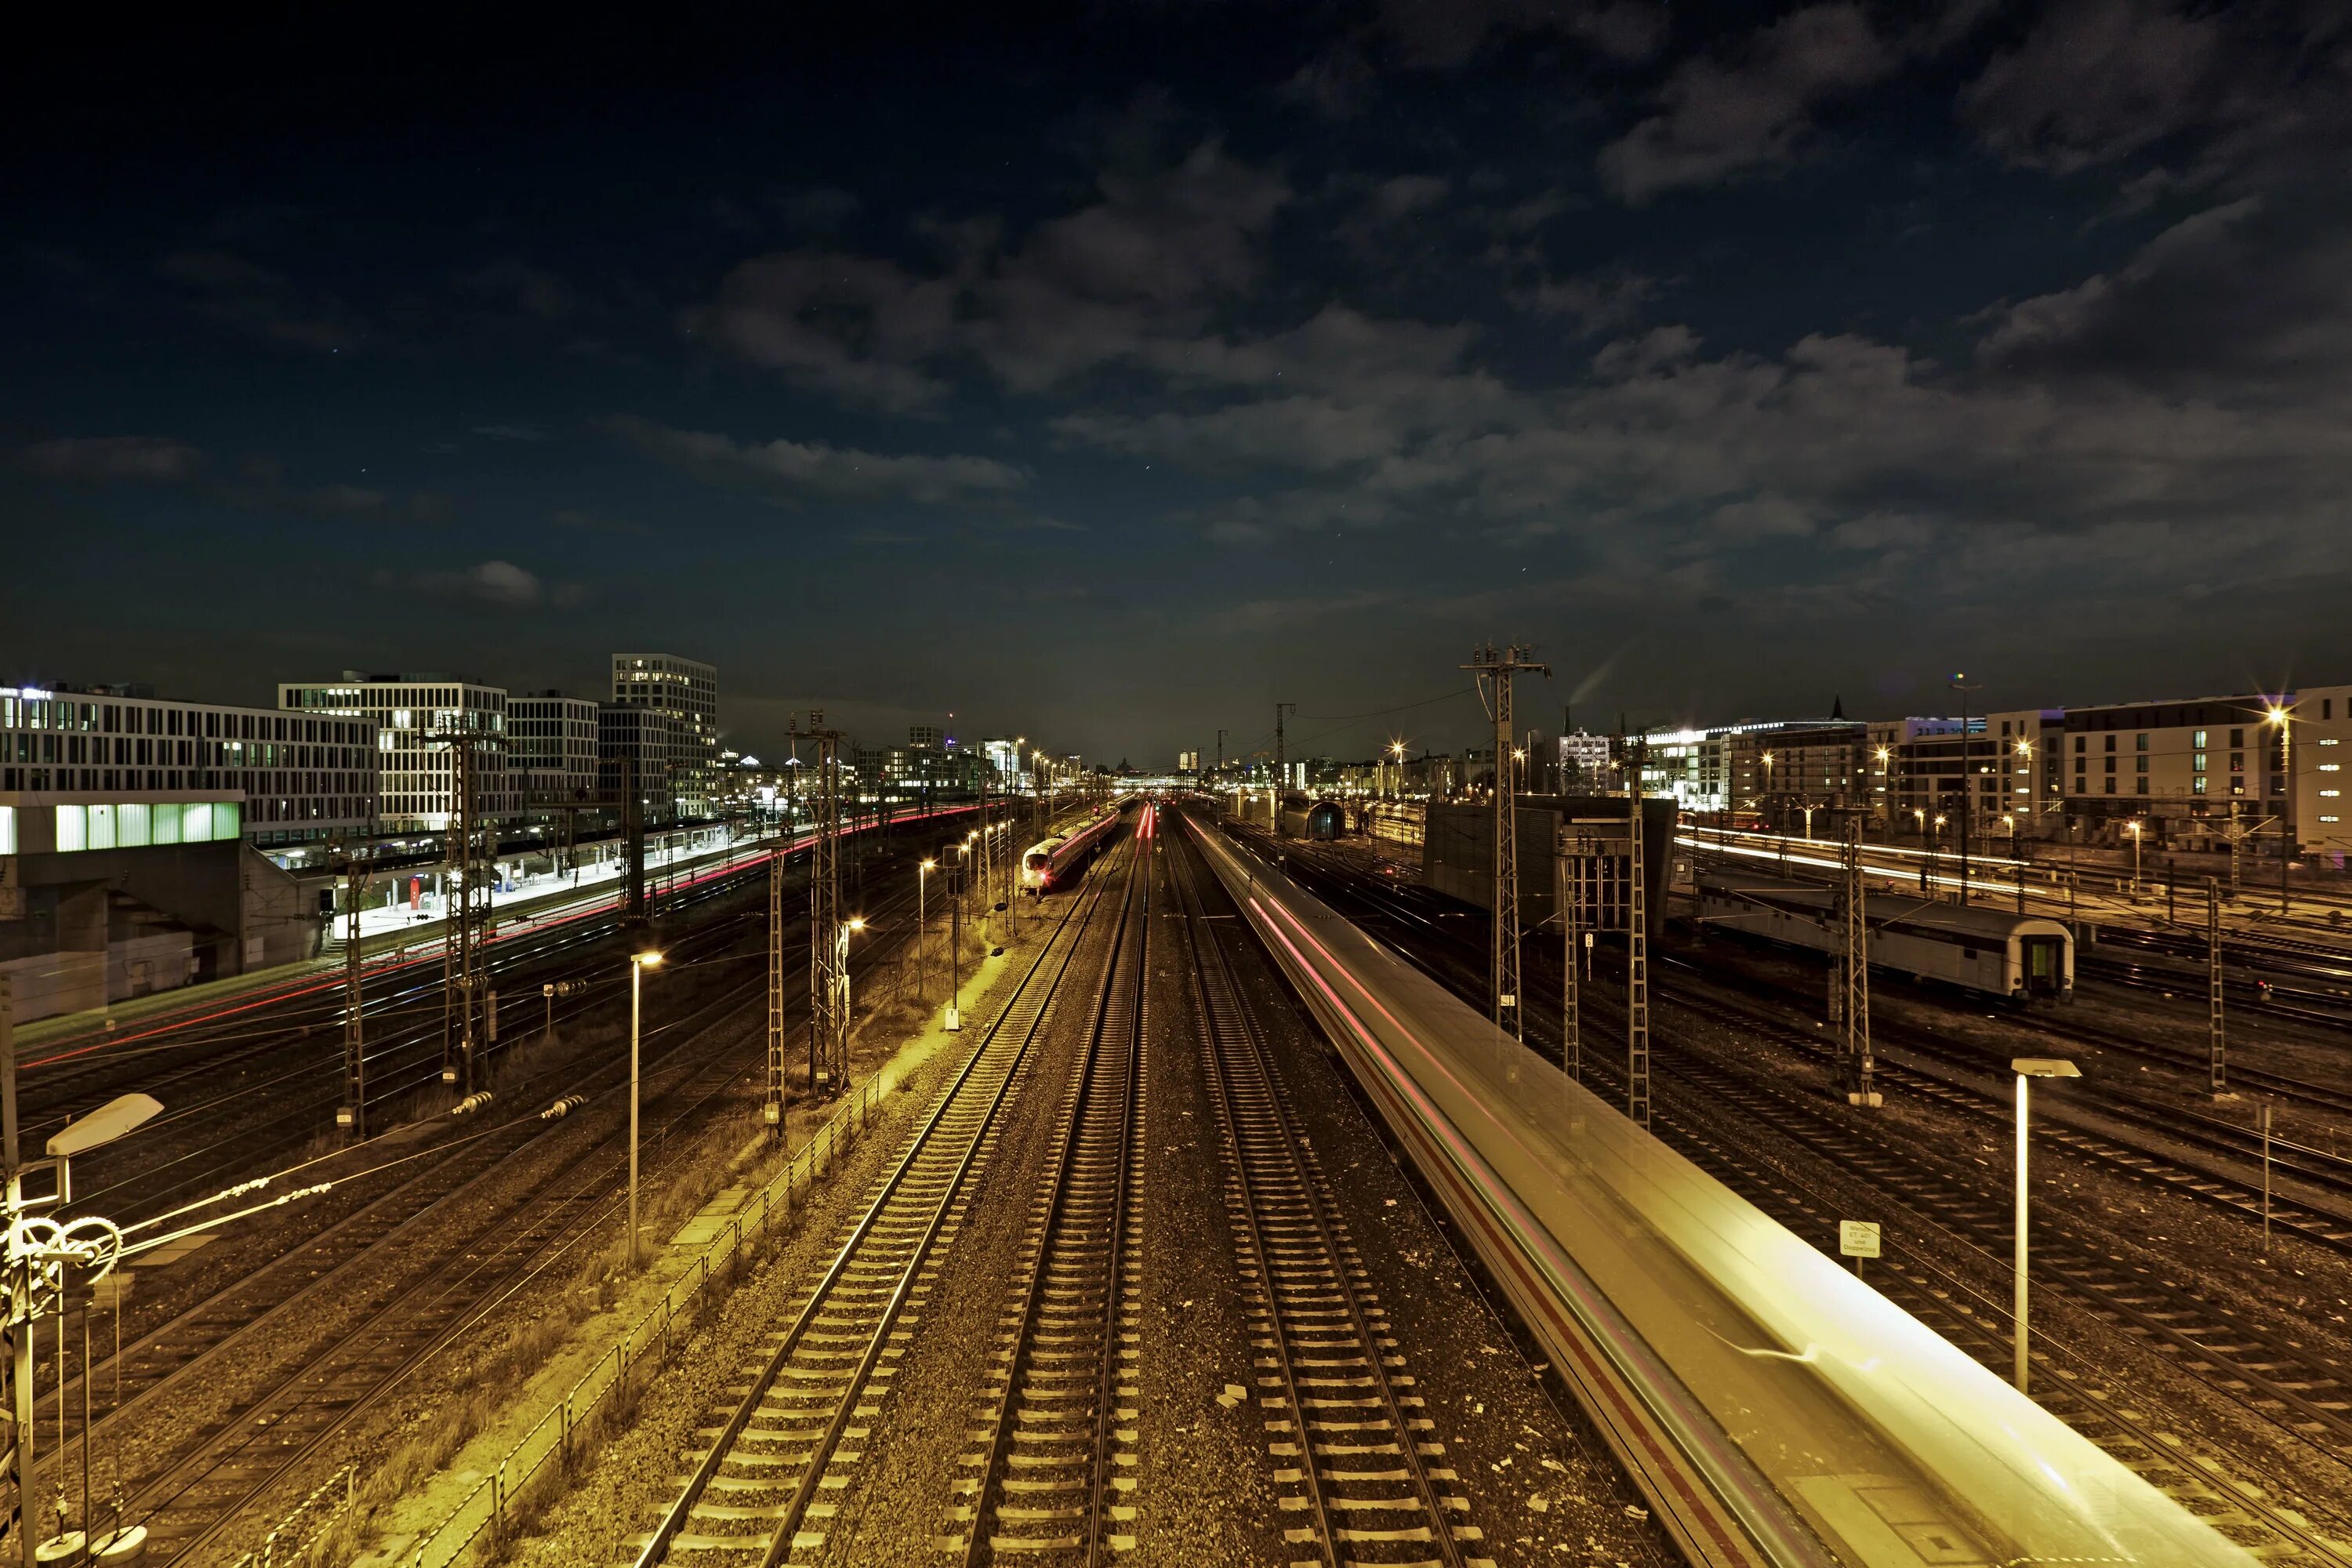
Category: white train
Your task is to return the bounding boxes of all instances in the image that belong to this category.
[1697,873,2074,1001]
[1019,810,1120,895]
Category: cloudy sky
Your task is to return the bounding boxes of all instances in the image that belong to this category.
[5,2,2347,767]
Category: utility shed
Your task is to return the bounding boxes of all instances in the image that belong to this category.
[1422,794,1677,936]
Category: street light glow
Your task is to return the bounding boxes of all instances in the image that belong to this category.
[633,949,664,967]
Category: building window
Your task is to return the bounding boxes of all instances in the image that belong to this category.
[2136,757,2148,773]
[2230,728,2245,747]
[2194,777,2209,795]
[2323,789,2342,798]
[0,806,13,855]
[2136,733,2148,750]
[2103,735,2117,753]
[2136,778,2149,794]
[2230,753,2245,771]
[2103,779,2117,794]
[2104,757,2116,774]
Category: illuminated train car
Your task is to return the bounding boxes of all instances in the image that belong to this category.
[1697,873,2073,1002]
[1019,809,1120,895]
[1185,815,2245,1568]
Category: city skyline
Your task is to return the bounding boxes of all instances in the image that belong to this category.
[7,3,2347,764]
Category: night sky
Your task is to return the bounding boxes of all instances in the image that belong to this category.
[5,2,2347,768]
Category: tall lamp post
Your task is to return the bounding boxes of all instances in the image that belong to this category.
[2267,702,2294,916]
[2010,1056,2080,1394]
[1875,745,1893,837]
[2127,819,2143,897]
[627,949,663,1269]
[916,859,936,1003]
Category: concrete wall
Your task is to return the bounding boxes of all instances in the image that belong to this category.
[1423,795,1676,935]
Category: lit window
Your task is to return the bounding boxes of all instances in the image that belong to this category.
[2322,764,2341,772]
[0,807,13,855]
[88,803,114,851]
[54,804,86,851]
[2324,789,2343,798]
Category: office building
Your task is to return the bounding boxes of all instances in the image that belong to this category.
[4,683,377,848]
[599,703,673,822]
[280,674,517,834]
[510,691,602,807]
[611,654,718,818]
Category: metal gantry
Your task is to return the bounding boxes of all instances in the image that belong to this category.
[2209,876,2228,1094]
[337,846,371,1137]
[431,728,495,1093]
[1556,850,1580,1083]
[766,841,789,1134]
[1839,820,1878,1106]
[795,712,848,1094]
[1465,643,1548,1044]
[1624,739,1651,1131]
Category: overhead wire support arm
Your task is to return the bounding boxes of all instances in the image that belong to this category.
[1463,643,1548,1050]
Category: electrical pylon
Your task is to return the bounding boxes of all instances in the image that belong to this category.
[1465,644,1548,1043]
[1840,819,1879,1106]
[793,712,848,1094]
[1624,734,1651,1131]
[2208,877,2228,1094]
[332,842,371,1137]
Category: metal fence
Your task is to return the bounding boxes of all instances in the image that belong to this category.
[401,1060,900,1568]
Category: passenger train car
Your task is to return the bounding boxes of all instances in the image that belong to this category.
[1697,873,2074,1001]
[1019,809,1120,895]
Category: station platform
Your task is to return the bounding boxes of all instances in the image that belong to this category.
[1188,818,2256,1568]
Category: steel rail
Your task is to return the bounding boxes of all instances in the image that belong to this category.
[1169,824,1469,1568]
[633,836,1127,1568]
[954,818,1147,1564]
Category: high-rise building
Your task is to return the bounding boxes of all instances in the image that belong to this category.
[909,724,942,750]
[279,673,514,834]
[610,654,717,818]
[509,692,601,808]
[599,704,672,821]
[1178,750,1200,773]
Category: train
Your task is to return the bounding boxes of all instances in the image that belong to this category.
[1697,873,2074,1001]
[1019,809,1120,895]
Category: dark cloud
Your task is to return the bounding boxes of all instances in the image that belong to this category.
[1370,0,1668,69]
[463,260,580,320]
[158,248,365,350]
[413,559,550,606]
[684,143,1290,405]
[608,415,1029,506]
[1976,195,2352,403]
[1598,5,1898,201]
[16,435,205,484]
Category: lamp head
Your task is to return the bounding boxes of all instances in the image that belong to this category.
[846,916,866,932]
[2011,1056,2081,1080]
[633,950,664,968]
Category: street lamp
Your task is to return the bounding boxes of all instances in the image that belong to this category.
[9,1090,162,1568]
[2010,1056,2080,1392]
[2267,702,2293,915]
[1762,752,1776,830]
[2127,819,2143,896]
[917,860,936,1003]
[628,949,663,1269]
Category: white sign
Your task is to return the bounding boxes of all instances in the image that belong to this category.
[1838,1220,1882,1258]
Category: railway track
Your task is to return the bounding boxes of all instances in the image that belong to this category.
[1169,824,1490,1568]
[1258,832,2352,1554]
[939,811,1150,1561]
[9,857,948,1565]
[631,837,1127,1566]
